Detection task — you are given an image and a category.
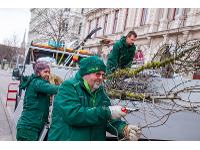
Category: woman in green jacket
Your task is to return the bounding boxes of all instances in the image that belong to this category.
[106,31,137,75]
[16,61,59,141]
[48,56,142,141]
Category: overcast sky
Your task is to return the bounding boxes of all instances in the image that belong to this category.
[0,8,31,46]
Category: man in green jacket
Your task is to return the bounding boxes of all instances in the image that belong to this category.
[16,61,59,141]
[47,56,142,141]
[106,31,137,75]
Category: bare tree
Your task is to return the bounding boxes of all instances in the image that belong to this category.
[0,32,20,63]
[29,8,81,44]
[3,32,20,47]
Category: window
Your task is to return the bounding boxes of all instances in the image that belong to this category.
[64,8,70,12]
[113,10,119,34]
[62,20,69,32]
[95,18,99,36]
[61,41,65,48]
[173,8,179,20]
[167,8,183,21]
[124,8,129,31]
[78,23,82,35]
[88,20,92,34]
[81,8,84,14]
[158,8,164,22]
[183,8,190,17]
[140,8,149,26]
[103,14,108,35]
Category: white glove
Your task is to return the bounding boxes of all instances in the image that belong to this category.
[108,105,127,120]
[124,125,142,141]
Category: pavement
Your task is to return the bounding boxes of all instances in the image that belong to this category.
[0,66,19,141]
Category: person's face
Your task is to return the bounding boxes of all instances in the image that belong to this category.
[84,71,105,92]
[38,68,50,81]
[126,35,136,46]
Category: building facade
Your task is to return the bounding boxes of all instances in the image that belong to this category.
[82,8,200,69]
[25,8,85,57]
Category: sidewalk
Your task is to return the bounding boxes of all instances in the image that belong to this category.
[0,67,18,141]
[0,90,13,141]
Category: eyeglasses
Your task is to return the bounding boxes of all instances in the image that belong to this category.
[94,72,106,78]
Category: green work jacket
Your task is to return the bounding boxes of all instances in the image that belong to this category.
[106,36,136,75]
[47,71,127,141]
[16,74,59,132]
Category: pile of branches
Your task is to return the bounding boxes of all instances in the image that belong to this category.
[103,39,200,134]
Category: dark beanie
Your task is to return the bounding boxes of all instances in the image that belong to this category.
[33,61,50,75]
[78,56,106,76]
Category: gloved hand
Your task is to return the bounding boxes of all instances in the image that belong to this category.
[124,125,142,141]
[108,105,127,120]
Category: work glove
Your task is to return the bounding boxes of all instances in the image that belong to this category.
[108,105,127,120]
[124,125,142,141]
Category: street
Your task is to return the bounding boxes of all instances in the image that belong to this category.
[0,67,19,141]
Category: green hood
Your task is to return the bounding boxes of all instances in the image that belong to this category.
[120,36,127,46]
[19,74,40,90]
[120,36,135,48]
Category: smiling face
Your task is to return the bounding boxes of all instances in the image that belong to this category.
[37,68,50,81]
[83,71,105,92]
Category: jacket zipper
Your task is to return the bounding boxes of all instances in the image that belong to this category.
[93,88,104,107]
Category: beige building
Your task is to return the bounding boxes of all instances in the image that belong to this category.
[82,8,200,68]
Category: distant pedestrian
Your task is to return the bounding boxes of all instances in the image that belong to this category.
[16,61,59,141]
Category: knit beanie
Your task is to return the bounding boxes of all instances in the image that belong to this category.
[78,56,106,76]
[33,61,50,75]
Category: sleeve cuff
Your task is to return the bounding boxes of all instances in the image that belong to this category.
[102,107,112,120]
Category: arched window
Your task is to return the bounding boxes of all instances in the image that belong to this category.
[160,46,173,78]
[193,54,200,79]
[62,20,69,32]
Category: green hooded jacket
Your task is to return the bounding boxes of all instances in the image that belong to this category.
[106,36,136,75]
[47,71,127,141]
[16,74,59,132]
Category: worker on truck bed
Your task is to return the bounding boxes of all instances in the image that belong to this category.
[47,56,142,141]
[106,31,137,75]
[16,61,59,141]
